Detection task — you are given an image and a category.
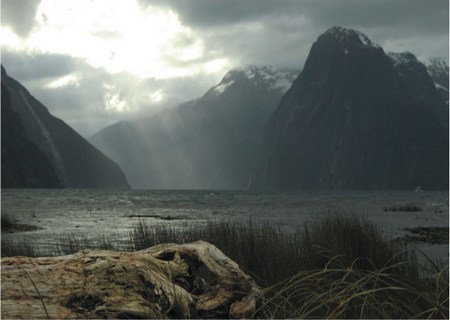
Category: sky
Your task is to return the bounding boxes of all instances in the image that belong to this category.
[1,0,448,137]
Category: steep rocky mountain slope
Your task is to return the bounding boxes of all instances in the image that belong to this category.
[1,80,62,188]
[263,27,448,190]
[388,52,448,129]
[1,66,130,189]
[425,57,449,104]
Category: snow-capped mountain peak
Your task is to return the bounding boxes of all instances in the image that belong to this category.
[387,51,418,68]
[425,57,449,72]
[424,57,449,103]
[425,57,449,86]
[211,65,298,96]
[212,79,235,95]
[322,26,381,49]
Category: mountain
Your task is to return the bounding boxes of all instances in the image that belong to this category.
[2,80,62,188]
[263,26,448,190]
[425,57,449,104]
[1,66,130,189]
[89,65,298,189]
[388,52,448,129]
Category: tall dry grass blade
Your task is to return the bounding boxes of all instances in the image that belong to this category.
[24,270,50,319]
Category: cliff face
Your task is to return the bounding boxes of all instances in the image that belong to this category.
[388,52,448,129]
[264,27,448,190]
[1,82,62,188]
[425,57,449,104]
[1,66,130,189]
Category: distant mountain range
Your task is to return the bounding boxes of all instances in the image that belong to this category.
[1,66,130,189]
[263,26,448,190]
[89,65,298,189]
[3,26,448,191]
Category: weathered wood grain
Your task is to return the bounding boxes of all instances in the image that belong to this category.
[1,241,261,319]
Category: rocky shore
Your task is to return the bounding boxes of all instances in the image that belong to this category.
[402,227,449,245]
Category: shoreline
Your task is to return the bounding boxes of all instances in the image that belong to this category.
[1,223,42,234]
[2,222,448,249]
[399,226,449,245]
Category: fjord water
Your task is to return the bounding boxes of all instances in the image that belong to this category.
[2,189,448,260]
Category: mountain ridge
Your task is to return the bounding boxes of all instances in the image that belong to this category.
[263,26,448,190]
[1,77,62,188]
[1,66,130,189]
[89,64,298,189]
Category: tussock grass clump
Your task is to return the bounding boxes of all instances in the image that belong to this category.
[129,213,420,285]
[54,234,117,255]
[129,219,302,285]
[130,214,448,318]
[256,258,449,319]
[298,214,418,278]
[251,213,448,318]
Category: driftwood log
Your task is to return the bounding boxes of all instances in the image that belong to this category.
[1,241,261,319]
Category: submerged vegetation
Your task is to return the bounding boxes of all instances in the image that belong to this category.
[1,214,17,229]
[1,214,40,235]
[384,204,423,212]
[2,213,448,319]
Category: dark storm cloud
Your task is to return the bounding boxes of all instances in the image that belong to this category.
[139,0,448,69]
[1,0,41,37]
[1,54,116,136]
[2,51,223,137]
[300,0,448,35]
[195,16,314,69]
[141,0,448,35]
[1,50,79,81]
[139,0,281,27]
